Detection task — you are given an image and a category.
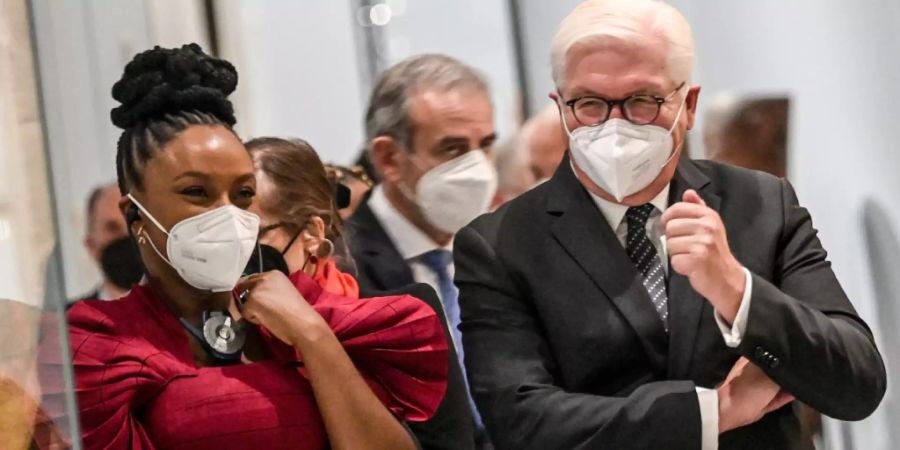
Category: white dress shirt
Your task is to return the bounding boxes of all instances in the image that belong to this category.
[586,179,753,450]
[368,185,455,311]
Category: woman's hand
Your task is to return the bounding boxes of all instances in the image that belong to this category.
[238,271,416,450]
[235,271,330,347]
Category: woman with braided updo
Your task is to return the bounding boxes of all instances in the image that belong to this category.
[65,44,447,450]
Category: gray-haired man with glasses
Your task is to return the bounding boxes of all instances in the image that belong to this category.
[453,1,886,449]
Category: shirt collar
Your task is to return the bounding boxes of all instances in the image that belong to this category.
[368,185,452,260]
[586,181,671,232]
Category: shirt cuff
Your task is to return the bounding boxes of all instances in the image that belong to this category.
[714,267,753,348]
[696,387,719,450]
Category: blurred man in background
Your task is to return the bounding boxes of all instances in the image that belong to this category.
[489,136,536,209]
[346,53,497,450]
[490,103,571,208]
[521,104,568,185]
[77,183,142,301]
[703,96,789,178]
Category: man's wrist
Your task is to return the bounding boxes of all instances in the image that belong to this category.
[713,261,746,324]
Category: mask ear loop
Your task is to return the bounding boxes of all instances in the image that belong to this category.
[127,194,174,267]
[659,84,691,169]
[556,93,576,138]
[284,228,317,275]
[126,194,170,237]
[281,228,303,256]
[255,239,263,273]
[397,149,426,205]
[139,225,174,267]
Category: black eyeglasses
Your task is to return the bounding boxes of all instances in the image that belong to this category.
[563,82,686,127]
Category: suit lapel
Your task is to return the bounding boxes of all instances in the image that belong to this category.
[666,159,721,379]
[347,197,416,291]
[547,157,668,375]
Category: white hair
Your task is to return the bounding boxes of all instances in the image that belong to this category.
[551,0,695,90]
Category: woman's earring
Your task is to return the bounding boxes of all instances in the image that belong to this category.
[318,238,335,259]
[137,226,147,245]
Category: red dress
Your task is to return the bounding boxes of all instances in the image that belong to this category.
[65,271,448,449]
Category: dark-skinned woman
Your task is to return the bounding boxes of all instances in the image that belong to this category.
[65,44,447,450]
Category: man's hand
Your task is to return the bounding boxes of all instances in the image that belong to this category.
[663,189,746,323]
[717,357,794,433]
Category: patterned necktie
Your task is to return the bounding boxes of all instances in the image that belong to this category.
[625,204,669,331]
[419,249,484,429]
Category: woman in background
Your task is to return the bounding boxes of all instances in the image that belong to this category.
[246,136,475,450]
[323,163,374,220]
[66,44,447,450]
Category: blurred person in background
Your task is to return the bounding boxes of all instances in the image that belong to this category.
[248,136,480,448]
[245,137,361,292]
[61,44,447,450]
[353,149,382,186]
[453,1,886,449]
[489,135,536,209]
[522,104,568,185]
[346,53,498,450]
[704,96,789,178]
[323,163,374,220]
[76,183,143,301]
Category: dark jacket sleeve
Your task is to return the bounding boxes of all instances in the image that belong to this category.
[402,285,477,450]
[738,179,886,420]
[454,223,704,450]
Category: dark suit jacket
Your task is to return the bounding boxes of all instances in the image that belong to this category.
[346,197,478,450]
[454,155,886,450]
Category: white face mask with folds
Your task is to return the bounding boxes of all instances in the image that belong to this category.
[400,149,498,235]
[128,194,260,292]
[561,89,687,202]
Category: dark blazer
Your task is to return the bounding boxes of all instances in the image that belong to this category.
[347,197,478,450]
[454,155,887,450]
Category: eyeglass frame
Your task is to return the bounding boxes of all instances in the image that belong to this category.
[562,81,687,127]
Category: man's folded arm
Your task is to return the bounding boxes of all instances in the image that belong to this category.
[454,224,706,450]
[735,179,886,420]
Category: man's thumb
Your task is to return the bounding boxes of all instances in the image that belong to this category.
[683,189,706,206]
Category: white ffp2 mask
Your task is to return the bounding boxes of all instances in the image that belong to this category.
[563,93,686,202]
[402,150,498,234]
[128,194,260,292]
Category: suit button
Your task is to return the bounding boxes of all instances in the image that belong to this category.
[769,357,780,369]
[754,346,766,360]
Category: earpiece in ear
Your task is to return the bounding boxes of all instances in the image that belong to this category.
[126,204,140,225]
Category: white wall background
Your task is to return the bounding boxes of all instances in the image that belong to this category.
[517,0,583,116]
[215,0,368,165]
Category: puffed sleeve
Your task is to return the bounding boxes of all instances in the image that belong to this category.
[66,301,170,449]
[301,277,449,423]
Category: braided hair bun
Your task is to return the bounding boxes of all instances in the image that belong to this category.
[110,43,237,129]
